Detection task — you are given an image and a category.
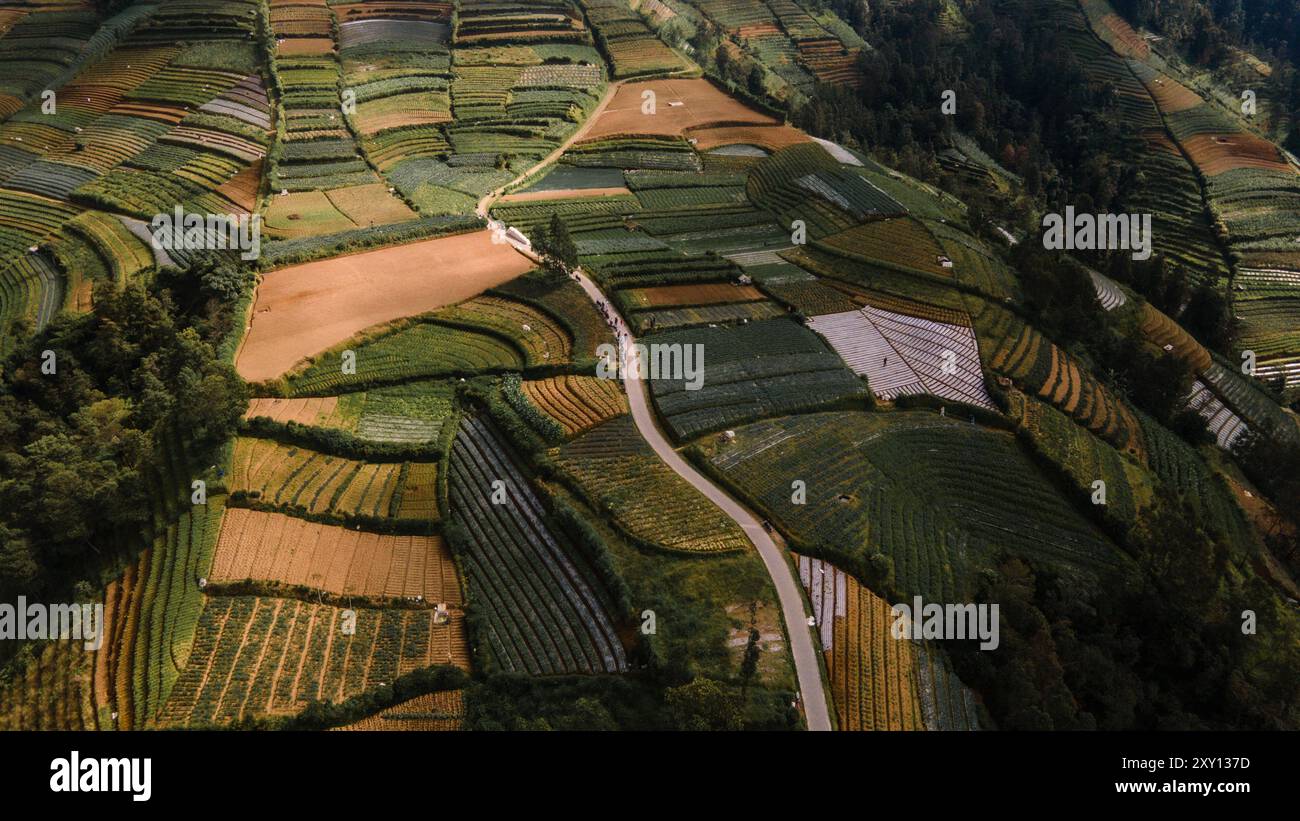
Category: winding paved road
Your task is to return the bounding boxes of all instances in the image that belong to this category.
[477,78,833,731]
[572,274,833,731]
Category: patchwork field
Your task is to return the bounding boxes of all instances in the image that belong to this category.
[229,438,439,521]
[237,230,533,381]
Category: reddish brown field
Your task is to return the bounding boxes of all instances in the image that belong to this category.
[1183,132,1293,175]
[236,230,533,381]
[1143,74,1201,113]
[277,37,334,56]
[216,161,262,212]
[1099,13,1150,59]
[580,78,780,142]
[626,282,766,308]
[690,123,809,151]
[244,396,342,426]
[210,509,462,602]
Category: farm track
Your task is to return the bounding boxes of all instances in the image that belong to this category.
[474,80,624,220]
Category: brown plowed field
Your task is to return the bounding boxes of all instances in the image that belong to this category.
[580,78,780,142]
[235,229,533,381]
[1184,132,1292,176]
[210,509,461,602]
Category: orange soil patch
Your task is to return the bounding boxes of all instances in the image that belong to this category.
[0,9,26,36]
[1143,73,1201,113]
[216,160,262,212]
[325,183,419,226]
[332,690,465,730]
[580,78,780,143]
[237,229,533,381]
[71,279,93,313]
[499,186,632,203]
[1099,13,1150,59]
[737,23,780,38]
[0,94,22,119]
[210,508,462,601]
[244,396,341,425]
[277,37,335,56]
[690,123,810,151]
[628,282,765,307]
[1183,132,1293,176]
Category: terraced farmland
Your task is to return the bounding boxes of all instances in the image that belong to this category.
[796,555,980,731]
[645,317,869,440]
[333,689,465,731]
[708,411,1126,598]
[229,438,439,522]
[555,415,751,553]
[449,415,628,674]
[521,374,627,436]
[209,509,456,601]
[973,298,1145,458]
[160,596,469,727]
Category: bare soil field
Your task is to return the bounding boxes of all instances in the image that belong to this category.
[277,37,334,56]
[236,229,532,381]
[210,508,461,601]
[580,78,780,142]
[244,396,343,426]
[690,123,809,151]
[626,282,765,307]
[1183,132,1293,175]
[1144,74,1201,113]
[1099,13,1150,59]
[216,161,262,211]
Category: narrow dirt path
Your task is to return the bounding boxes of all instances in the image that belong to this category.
[476,80,623,219]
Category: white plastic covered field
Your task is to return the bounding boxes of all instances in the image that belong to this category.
[808,305,996,410]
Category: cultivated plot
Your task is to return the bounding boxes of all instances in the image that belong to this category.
[236,230,533,381]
